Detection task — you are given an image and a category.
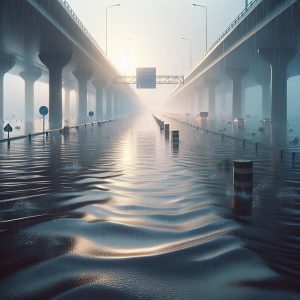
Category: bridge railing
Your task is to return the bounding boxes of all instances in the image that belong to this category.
[57,0,105,57]
[207,0,260,54]
[186,0,261,73]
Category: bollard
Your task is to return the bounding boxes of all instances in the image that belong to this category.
[63,126,69,134]
[292,152,296,161]
[28,134,31,142]
[160,121,164,131]
[233,160,253,195]
[46,131,49,137]
[171,130,179,143]
[165,124,169,133]
[85,123,87,127]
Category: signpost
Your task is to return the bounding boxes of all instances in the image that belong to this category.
[39,106,48,134]
[4,123,12,139]
[88,111,94,123]
[136,67,156,89]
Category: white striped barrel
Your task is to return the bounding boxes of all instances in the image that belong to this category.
[233,160,253,194]
[160,121,164,131]
[172,130,179,142]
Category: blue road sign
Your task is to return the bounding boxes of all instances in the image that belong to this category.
[4,123,12,132]
[39,106,49,116]
[88,111,94,117]
[136,67,156,89]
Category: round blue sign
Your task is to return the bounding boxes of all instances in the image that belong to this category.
[39,106,48,116]
[88,111,94,117]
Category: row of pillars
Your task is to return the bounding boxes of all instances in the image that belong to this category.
[64,83,121,124]
[1,51,130,131]
[182,48,297,130]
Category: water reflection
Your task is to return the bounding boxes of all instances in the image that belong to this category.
[231,195,253,216]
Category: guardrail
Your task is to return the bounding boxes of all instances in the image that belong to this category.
[184,0,261,76]
[57,0,105,56]
[207,0,260,54]
[0,118,117,144]
[163,113,298,162]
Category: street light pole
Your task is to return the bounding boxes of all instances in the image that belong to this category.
[181,37,192,71]
[192,3,207,53]
[106,4,120,56]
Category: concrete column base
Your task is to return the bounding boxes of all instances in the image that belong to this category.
[73,70,93,124]
[0,52,15,138]
[205,78,219,119]
[92,81,104,121]
[20,68,41,128]
[39,52,72,129]
[225,68,248,120]
[258,48,297,146]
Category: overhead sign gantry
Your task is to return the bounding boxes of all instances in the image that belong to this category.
[114,67,184,88]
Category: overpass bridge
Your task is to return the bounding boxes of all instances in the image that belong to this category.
[0,0,140,137]
[167,0,300,145]
[1,0,300,145]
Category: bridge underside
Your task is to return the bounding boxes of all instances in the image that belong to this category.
[167,0,300,146]
[0,0,140,135]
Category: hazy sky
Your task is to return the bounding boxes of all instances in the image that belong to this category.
[66,0,246,107]
[67,0,245,74]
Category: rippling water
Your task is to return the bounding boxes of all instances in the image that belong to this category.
[0,113,300,299]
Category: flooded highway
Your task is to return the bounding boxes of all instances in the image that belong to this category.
[0,113,300,299]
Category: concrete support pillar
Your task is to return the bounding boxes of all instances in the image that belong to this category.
[0,52,15,136]
[205,79,219,119]
[195,86,204,112]
[92,81,104,121]
[188,93,194,114]
[111,90,115,118]
[184,94,189,114]
[116,94,120,117]
[73,70,92,124]
[255,75,271,119]
[20,69,41,127]
[63,86,73,123]
[262,83,271,119]
[225,68,248,120]
[120,96,126,116]
[39,52,72,129]
[106,88,113,119]
[221,94,226,113]
[241,83,246,117]
[258,48,296,142]
[112,92,118,118]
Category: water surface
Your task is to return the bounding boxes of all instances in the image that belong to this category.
[0,113,300,299]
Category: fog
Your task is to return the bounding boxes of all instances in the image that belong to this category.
[2,0,300,122]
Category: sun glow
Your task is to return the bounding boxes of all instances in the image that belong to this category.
[115,52,135,75]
